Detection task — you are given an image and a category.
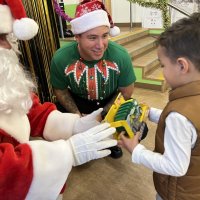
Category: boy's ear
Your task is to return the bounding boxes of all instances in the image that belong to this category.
[177,58,189,73]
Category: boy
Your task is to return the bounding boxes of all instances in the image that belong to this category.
[118,12,200,200]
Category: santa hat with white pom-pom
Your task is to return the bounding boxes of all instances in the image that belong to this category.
[70,0,120,37]
[0,0,38,40]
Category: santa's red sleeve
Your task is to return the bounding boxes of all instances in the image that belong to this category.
[0,129,74,200]
[27,93,56,137]
[28,93,80,140]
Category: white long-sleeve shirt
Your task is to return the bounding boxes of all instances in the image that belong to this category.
[132,107,197,176]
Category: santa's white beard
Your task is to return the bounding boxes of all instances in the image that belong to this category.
[0,48,35,114]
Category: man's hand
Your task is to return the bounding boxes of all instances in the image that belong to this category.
[68,123,117,166]
[73,108,103,134]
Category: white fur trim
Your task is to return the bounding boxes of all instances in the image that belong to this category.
[26,140,73,200]
[0,111,30,143]
[13,18,39,40]
[43,110,80,141]
[109,26,120,37]
[0,5,13,34]
[71,10,110,34]
[56,194,63,200]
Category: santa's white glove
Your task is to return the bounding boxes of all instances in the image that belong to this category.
[73,108,103,134]
[68,123,117,166]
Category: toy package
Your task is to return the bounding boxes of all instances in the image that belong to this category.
[103,93,149,140]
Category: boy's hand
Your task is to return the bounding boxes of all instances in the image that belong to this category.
[118,132,141,154]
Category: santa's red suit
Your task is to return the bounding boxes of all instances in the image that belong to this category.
[0,93,76,199]
[0,92,116,200]
[0,1,117,199]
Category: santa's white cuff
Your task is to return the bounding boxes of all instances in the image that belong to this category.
[43,110,80,141]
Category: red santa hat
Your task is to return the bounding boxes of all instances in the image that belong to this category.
[70,0,120,37]
[0,0,38,40]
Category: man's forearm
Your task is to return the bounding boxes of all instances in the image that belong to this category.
[103,92,119,114]
[119,83,134,100]
[103,84,134,115]
[54,89,81,115]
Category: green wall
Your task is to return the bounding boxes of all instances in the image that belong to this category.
[64,4,77,24]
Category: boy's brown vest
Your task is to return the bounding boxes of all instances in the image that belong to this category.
[153,81,200,200]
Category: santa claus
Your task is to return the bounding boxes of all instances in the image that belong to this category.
[0,1,117,200]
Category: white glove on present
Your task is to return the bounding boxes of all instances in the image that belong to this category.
[73,108,103,134]
[68,123,117,166]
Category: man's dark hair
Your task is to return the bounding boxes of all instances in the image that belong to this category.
[157,12,200,71]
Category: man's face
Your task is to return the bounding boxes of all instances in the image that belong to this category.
[0,34,12,49]
[75,26,109,61]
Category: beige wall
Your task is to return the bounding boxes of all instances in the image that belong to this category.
[105,0,112,15]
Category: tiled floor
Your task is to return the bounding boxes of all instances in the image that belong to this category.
[63,87,169,200]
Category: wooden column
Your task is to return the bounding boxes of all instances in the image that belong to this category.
[20,0,59,102]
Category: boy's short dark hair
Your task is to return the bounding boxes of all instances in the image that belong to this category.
[157,12,200,71]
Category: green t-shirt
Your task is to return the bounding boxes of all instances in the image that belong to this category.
[50,40,136,100]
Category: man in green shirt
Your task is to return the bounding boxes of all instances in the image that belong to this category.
[50,0,136,158]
